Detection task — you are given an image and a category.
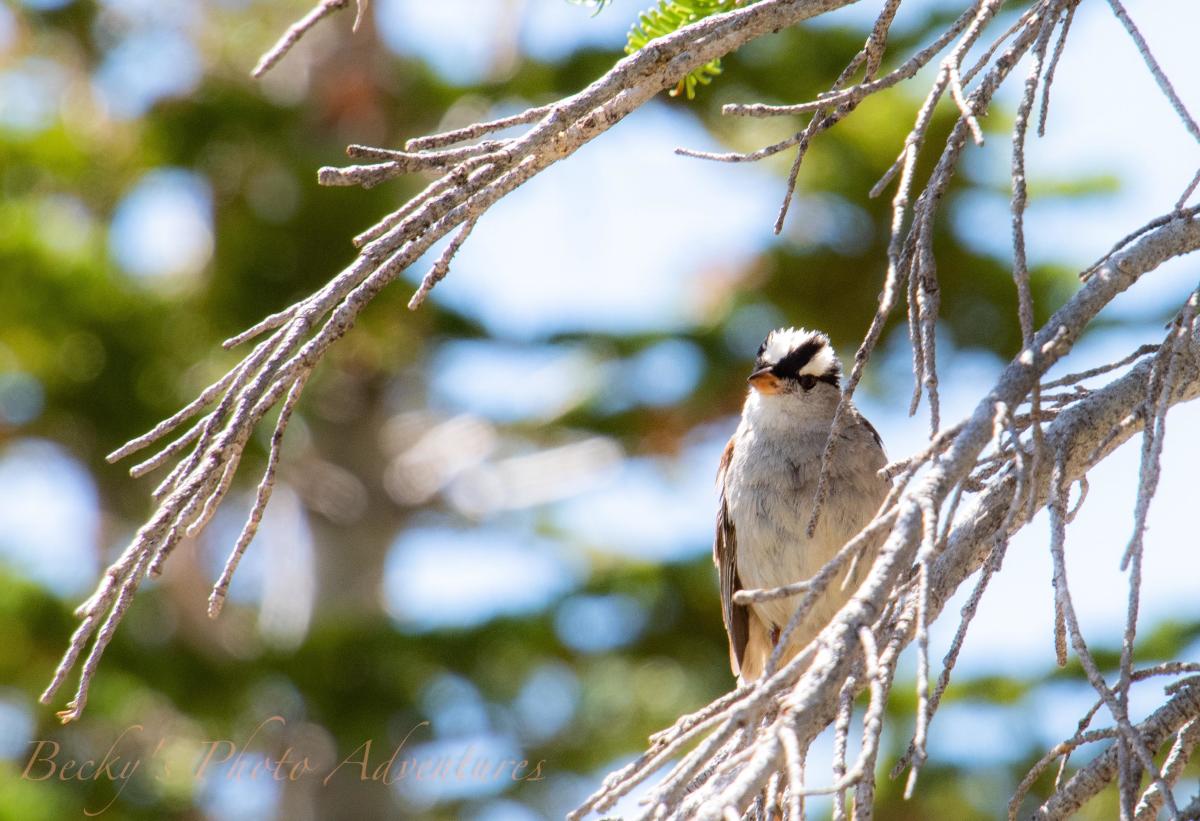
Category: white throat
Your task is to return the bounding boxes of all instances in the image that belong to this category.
[741,388,836,435]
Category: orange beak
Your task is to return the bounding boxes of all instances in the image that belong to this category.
[747,367,783,394]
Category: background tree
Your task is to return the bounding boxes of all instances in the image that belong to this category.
[1,0,1198,819]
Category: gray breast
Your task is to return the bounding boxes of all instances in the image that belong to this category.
[726,417,888,634]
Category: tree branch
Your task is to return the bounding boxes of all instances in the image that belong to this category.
[1034,681,1200,820]
[575,210,1200,819]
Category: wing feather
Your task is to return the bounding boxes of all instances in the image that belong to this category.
[714,437,749,676]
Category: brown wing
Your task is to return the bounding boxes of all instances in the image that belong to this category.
[714,437,749,676]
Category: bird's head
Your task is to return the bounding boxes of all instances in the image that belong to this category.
[747,327,841,397]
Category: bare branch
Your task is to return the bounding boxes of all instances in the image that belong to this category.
[1105,0,1200,146]
[581,210,1200,819]
[1037,1,1077,136]
[253,0,352,79]
[1033,682,1200,820]
[408,217,478,309]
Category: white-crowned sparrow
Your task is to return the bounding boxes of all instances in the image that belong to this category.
[715,327,889,682]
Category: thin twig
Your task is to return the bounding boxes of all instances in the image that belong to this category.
[1037,1,1077,136]
[252,0,351,79]
[1105,0,1200,146]
[408,217,479,309]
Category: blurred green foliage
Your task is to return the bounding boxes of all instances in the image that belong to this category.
[0,1,1186,819]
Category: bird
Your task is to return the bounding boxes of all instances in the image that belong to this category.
[714,327,889,683]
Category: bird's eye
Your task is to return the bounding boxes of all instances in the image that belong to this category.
[799,374,817,390]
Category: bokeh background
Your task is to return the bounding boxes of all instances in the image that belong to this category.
[2,0,1198,818]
